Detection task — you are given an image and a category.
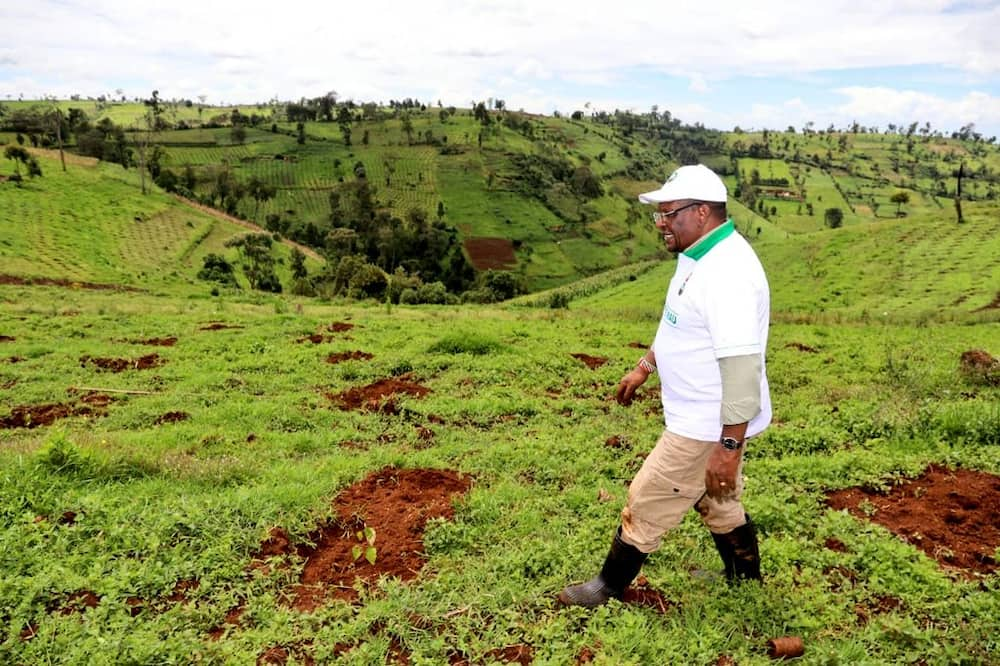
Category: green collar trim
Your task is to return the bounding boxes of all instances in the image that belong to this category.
[683,219,734,260]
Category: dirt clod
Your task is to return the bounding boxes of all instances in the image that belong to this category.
[80,354,164,372]
[959,349,999,386]
[826,464,1000,576]
[256,467,471,611]
[130,336,177,346]
[786,342,819,353]
[199,322,243,331]
[328,377,431,413]
[571,353,608,369]
[326,350,374,364]
[0,402,98,429]
[155,411,190,425]
[0,335,15,342]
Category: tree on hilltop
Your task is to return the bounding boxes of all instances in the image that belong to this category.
[890,191,910,216]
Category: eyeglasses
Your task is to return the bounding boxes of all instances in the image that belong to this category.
[652,202,702,224]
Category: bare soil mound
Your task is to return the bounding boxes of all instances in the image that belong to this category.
[786,342,819,353]
[0,274,141,292]
[1,402,103,429]
[0,335,15,342]
[463,237,517,270]
[326,351,374,364]
[327,377,431,413]
[623,578,674,614]
[959,349,999,386]
[155,411,190,425]
[972,291,1000,312]
[80,353,165,372]
[129,337,177,347]
[826,464,1000,576]
[257,467,472,611]
[571,353,608,369]
[199,323,244,331]
[327,322,355,332]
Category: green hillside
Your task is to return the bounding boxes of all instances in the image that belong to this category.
[0,151,319,292]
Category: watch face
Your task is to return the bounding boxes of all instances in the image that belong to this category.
[721,437,742,450]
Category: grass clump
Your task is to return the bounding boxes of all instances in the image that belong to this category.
[427,333,503,355]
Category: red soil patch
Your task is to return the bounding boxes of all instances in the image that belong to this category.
[626,341,647,349]
[0,274,142,292]
[786,342,819,353]
[622,577,674,614]
[78,391,115,408]
[0,335,14,342]
[605,435,626,449]
[463,237,517,270]
[257,644,315,666]
[80,353,165,372]
[199,322,244,331]
[825,464,1000,576]
[256,467,471,611]
[326,350,374,364]
[7,356,25,363]
[452,645,533,665]
[155,411,190,425]
[959,349,999,386]
[56,590,101,615]
[571,353,608,369]
[207,605,246,640]
[972,291,1000,312]
[327,377,432,414]
[297,333,333,344]
[0,402,103,429]
[327,322,355,332]
[129,336,177,347]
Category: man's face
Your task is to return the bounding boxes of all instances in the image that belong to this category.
[653,200,705,252]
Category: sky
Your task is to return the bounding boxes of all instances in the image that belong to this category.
[2,0,999,137]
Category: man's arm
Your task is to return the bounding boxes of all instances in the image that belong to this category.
[615,347,657,405]
[705,353,761,498]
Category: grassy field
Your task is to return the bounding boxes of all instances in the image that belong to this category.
[0,278,997,664]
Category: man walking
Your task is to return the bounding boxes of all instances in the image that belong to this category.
[560,164,771,607]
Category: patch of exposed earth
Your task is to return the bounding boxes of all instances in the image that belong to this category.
[128,336,177,347]
[826,464,1000,576]
[571,353,608,369]
[255,467,471,611]
[199,322,244,331]
[0,274,142,292]
[326,350,374,364]
[1,392,115,429]
[80,353,165,372]
[327,376,431,414]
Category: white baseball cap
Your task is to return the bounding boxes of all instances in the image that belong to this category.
[638,164,727,204]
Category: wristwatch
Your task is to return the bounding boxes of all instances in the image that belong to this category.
[720,436,743,451]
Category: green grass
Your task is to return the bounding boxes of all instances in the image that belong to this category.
[0,283,997,664]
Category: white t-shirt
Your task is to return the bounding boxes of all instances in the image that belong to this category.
[652,221,772,441]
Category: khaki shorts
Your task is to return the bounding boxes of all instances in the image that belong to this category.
[620,429,747,553]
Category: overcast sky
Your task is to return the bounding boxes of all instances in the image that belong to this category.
[3,1,999,137]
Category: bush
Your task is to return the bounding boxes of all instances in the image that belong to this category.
[197,253,238,287]
[428,333,502,355]
[416,281,448,304]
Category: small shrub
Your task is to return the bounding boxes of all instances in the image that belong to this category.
[35,433,89,474]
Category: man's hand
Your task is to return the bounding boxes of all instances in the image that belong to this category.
[704,444,741,499]
[615,368,649,406]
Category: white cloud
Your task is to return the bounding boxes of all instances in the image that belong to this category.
[0,1,998,134]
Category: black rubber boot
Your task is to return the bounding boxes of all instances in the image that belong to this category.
[711,514,762,583]
[558,527,648,607]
